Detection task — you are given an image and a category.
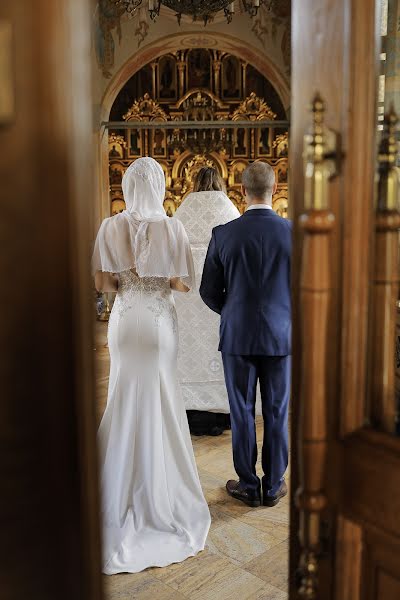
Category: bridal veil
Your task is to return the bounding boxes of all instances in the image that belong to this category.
[92,157,195,288]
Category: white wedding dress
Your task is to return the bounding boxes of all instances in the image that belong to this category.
[93,158,211,575]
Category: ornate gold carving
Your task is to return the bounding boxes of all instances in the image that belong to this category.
[97,294,111,322]
[109,133,127,148]
[272,192,288,218]
[232,92,277,121]
[123,93,168,121]
[108,51,288,216]
[182,154,215,185]
[227,188,245,212]
[109,133,127,159]
[272,132,288,150]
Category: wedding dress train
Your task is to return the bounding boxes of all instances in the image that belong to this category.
[98,270,210,574]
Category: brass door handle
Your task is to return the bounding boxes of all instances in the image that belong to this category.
[303,93,342,211]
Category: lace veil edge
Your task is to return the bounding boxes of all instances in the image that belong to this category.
[92,213,195,289]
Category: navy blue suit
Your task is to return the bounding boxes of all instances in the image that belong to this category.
[200,208,292,497]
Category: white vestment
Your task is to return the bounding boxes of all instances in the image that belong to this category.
[174,191,240,413]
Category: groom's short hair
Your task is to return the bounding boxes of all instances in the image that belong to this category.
[242,161,276,199]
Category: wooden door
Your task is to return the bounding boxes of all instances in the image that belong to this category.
[290,1,400,599]
[0,1,102,599]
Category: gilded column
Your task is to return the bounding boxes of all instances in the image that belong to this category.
[213,59,221,96]
[151,62,157,99]
[178,55,186,97]
[241,61,248,98]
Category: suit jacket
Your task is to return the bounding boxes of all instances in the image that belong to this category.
[199,209,292,356]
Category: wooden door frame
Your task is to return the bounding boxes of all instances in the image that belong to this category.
[0,1,103,599]
[290,0,381,598]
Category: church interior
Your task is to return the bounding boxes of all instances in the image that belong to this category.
[95,5,291,598]
[3,1,400,600]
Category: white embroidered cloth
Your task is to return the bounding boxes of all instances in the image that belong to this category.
[173,191,240,413]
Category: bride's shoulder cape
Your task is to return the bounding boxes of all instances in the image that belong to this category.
[92,212,195,289]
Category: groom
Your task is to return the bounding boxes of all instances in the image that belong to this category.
[199,161,292,508]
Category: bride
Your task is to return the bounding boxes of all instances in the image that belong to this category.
[92,157,211,575]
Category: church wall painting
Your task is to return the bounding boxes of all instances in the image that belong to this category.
[152,128,167,157]
[107,49,289,216]
[233,129,248,157]
[258,128,272,156]
[158,55,178,100]
[222,55,241,100]
[187,49,212,89]
[108,133,125,158]
[128,129,141,157]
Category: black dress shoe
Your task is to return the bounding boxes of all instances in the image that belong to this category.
[226,480,261,508]
[263,480,288,507]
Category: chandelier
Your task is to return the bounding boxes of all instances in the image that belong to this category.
[112,0,275,25]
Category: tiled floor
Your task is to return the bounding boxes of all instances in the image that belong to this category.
[95,321,289,600]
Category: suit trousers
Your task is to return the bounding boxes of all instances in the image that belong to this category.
[222,354,290,497]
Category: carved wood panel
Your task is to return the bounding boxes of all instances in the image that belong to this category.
[363,529,400,600]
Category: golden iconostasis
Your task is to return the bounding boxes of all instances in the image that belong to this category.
[108,48,289,217]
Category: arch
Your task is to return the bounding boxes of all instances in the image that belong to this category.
[171,150,228,180]
[100,30,290,122]
[174,89,228,110]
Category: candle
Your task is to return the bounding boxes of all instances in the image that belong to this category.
[254,0,260,6]
[229,2,235,13]
[149,0,154,10]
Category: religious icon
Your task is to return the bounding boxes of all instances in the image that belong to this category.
[227,189,246,214]
[278,142,288,157]
[164,198,176,216]
[234,128,247,156]
[129,130,140,156]
[222,56,240,99]
[109,165,123,185]
[273,197,288,219]
[188,49,211,88]
[159,56,177,100]
[258,128,271,155]
[153,129,166,156]
[109,144,121,157]
[278,164,288,183]
[231,161,247,186]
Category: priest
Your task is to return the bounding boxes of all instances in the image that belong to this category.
[173,167,240,435]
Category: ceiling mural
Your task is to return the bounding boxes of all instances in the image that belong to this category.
[94,1,291,79]
[94,0,150,77]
